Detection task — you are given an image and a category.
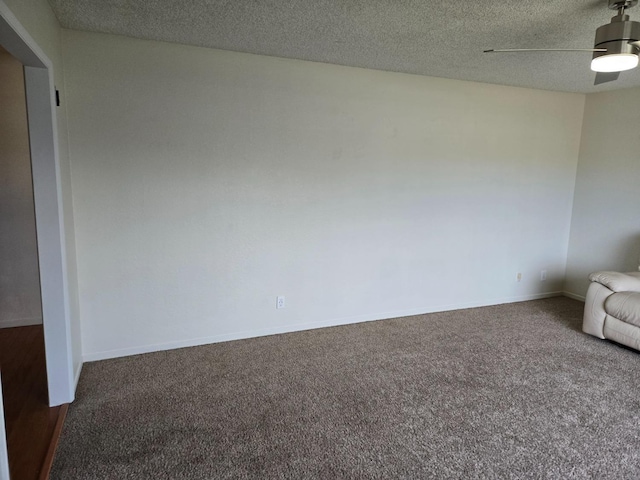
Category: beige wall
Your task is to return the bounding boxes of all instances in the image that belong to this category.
[565,86,640,298]
[0,47,42,328]
[62,30,585,360]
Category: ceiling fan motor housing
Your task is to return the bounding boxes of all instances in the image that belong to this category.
[593,14,640,61]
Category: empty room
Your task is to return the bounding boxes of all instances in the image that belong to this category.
[0,0,639,478]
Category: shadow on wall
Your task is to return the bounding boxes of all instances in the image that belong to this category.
[621,234,640,271]
[586,233,640,273]
[564,232,640,299]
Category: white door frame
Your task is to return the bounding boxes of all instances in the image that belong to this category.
[23,64,75,406]
[0,5,75,477]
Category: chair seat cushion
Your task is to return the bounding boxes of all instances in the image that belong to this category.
[605,292,640,328]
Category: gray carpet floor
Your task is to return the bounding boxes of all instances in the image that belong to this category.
[51,297,640,479]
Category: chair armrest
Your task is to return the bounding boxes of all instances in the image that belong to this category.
[588,271,640,293]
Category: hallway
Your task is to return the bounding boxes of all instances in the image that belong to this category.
[0,325,66,479]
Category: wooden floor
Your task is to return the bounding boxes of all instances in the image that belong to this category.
[0,325,66,480]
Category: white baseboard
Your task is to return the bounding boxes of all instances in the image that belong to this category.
[562,291,586,302]
[83,291,564,363]
[0,317,42,329]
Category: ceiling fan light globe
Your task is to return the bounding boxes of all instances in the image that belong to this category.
[590,53,639,72]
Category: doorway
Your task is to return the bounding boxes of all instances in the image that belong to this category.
[0,44,65,480]
[0,2,77,479]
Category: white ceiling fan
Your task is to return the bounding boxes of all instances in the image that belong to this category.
[485,0,640,85]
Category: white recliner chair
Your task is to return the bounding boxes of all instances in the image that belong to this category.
[583,268,640,351]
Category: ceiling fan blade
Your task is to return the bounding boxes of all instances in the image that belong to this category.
[594,71,620,85]
[484,48,607,53]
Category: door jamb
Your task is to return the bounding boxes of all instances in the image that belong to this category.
[0,2,75,406]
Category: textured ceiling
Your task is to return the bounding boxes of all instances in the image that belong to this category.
[48,0,640,93]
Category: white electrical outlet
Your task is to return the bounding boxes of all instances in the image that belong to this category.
[540,270,547,281]
[276,296,285,309]
[516,272,522,282]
